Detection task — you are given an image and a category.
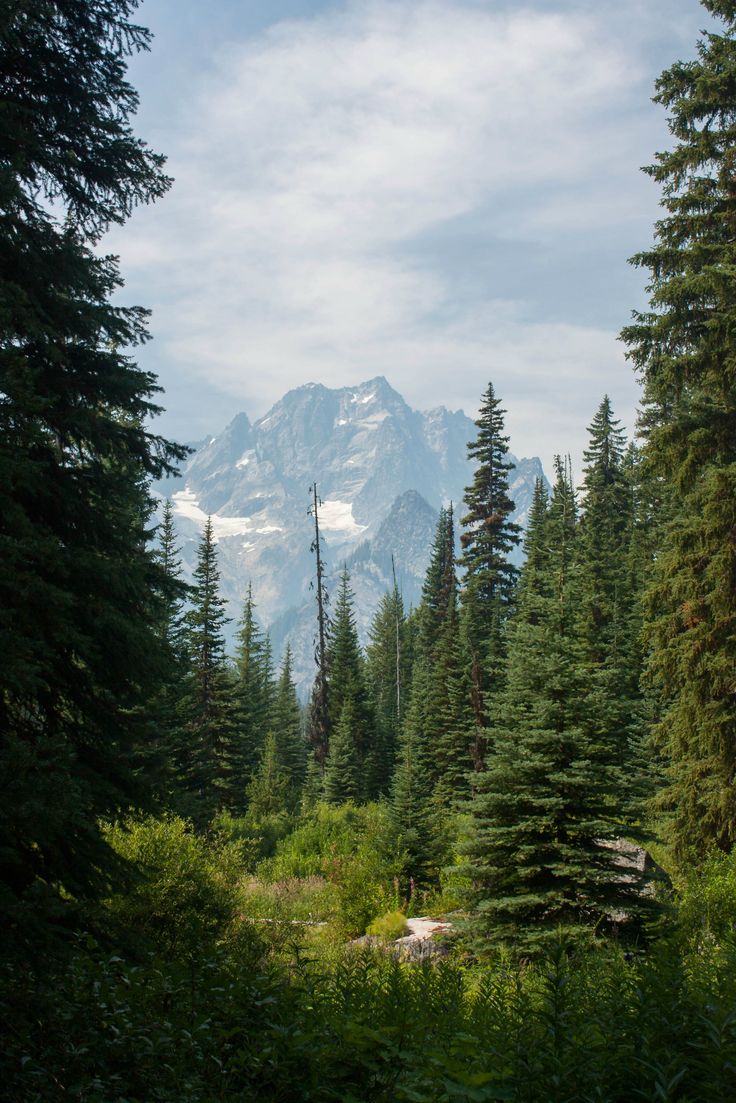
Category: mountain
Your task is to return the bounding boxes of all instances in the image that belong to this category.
[158,377,547,692]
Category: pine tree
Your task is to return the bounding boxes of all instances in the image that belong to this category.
[407,506,468,799]
[0,0,183,938]
[462,460,650,950]
[323,701,359,805]
[621,0,736,859]
[389,719,437,885]
[142,499,190,802]
[326,568,375,797]
[515,478,550,625]
[245,732,291,820]
[429,572,474,809]
[233,584,275,802]
[418,506,456,653]
[271,644,307,797]
[577,397,631,664]
[301,754,325,810]
[180,518,236,824]
[365,582,410,795]
[459,383,521,767]
[576,400,647,818]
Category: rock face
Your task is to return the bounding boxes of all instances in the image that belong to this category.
[352,916,453,961]
[158,377,547,691]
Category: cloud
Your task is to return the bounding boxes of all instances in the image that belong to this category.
[111,0,697,471]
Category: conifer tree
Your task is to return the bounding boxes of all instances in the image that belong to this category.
[233,584,275,799]
[245,732,291,820]
[326,568,375,797]
[577,397,631,664]
[395,506,472,810]
[180,518,236,823]
[0,0,183,934]
[429,573,474,809]
[141,499,190,801]
[389,719,437,885]
[515,478,550,624]
[365,583,410,795]
[621,0,736,858]
[301,754,325,810]
[576,400,647,818]
[459,384,521,767]
[323,702,359,805]
[418,506,456,652]
[271,645,307,796]
[462,460,650,950]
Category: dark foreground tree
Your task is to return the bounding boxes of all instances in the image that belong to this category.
[622,0,736,860]
[0,0,182,946]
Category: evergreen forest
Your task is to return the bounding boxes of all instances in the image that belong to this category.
[3,2,736,1100]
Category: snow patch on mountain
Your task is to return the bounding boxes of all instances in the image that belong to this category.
[319,500,368,539]
[172,487,252,540]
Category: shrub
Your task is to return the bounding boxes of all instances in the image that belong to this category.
[211,807,293,864]
[259,802,404,936]
[366,910,409,941]
[103,814,249,959]
[678,850,736,944]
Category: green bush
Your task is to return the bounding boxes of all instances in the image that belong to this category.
[103,814,249,958]
[211,806,293,864]
[259,802,405,936]
[366,910,409,941]
[9,936,736,1102]
[678,849,736,943]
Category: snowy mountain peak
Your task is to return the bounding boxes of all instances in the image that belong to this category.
[160,379,547,682]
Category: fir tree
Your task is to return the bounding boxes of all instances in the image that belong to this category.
[0,0,183,938]
[459,384,521,767]
[301,754,325,810]
[142,499,190,802]
[323,702,359,805]
[418,506,456,653]
[408,506,469,801]
[576,400,647,819]
[389,718,437,885]
[515,478,550,625]
[462,460,651,950]
[245,732,291,820]
[271,644,307,796]
[233,584,275,800]
[577,397,631,664]
[621,0,736,858]
[326,568,375,797]
[180,518,236,824]
[365,582,410,795]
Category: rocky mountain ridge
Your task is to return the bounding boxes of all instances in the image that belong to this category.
[159,377,547,691]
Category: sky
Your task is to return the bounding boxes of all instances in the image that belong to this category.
[112,0,715,476]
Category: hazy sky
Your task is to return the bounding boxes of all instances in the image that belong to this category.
[113,0,713,474]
